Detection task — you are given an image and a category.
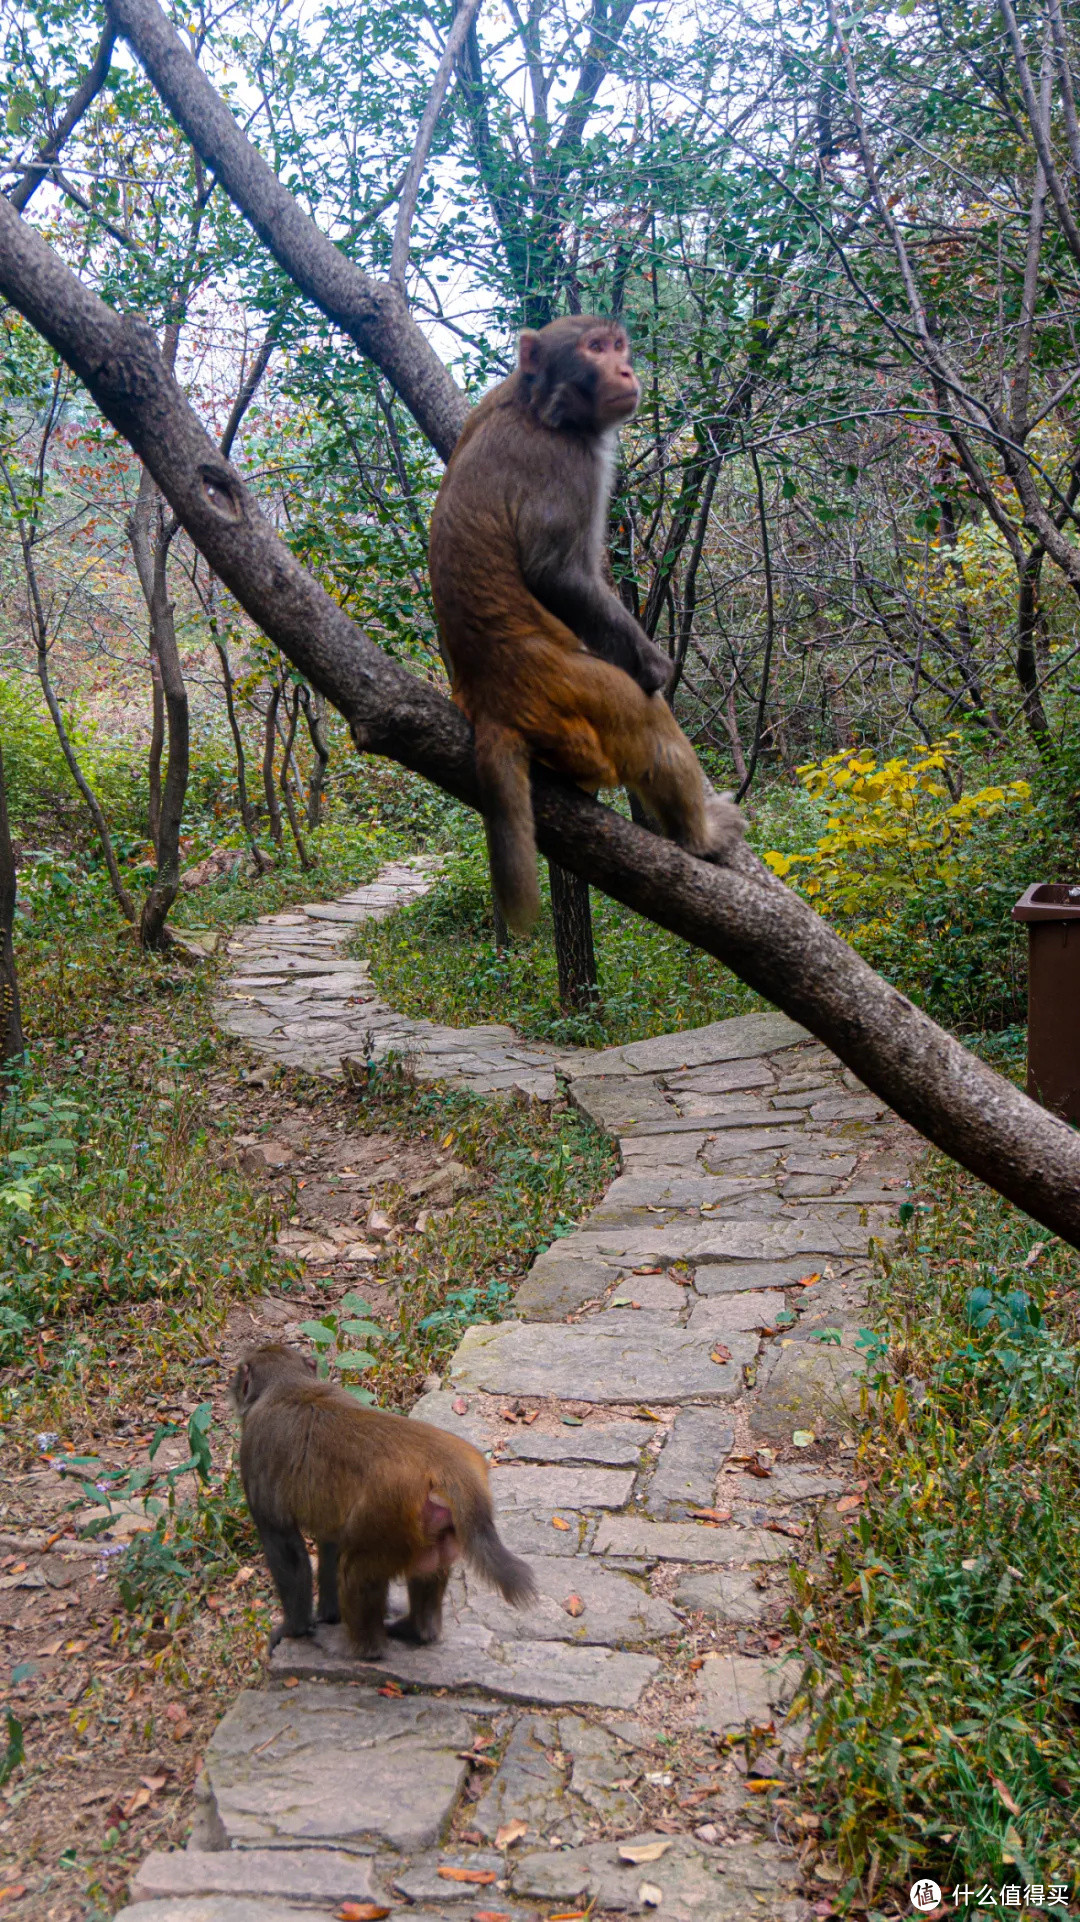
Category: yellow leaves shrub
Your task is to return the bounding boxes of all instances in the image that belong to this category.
[764,742,1031,934]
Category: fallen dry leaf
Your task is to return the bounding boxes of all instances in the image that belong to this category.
[562,1594,585,1616]
[834,1495,862,1515]
[689,1507,731,1525]
[0,1887,27,1906]
[639,1881,664,1907]
[618,1840,672,1865]
[746,1778,784,1793]
[991,1775,1021,1817]
[121,1786,152,1818]
[631,1264,663,1274]
[551,1516,571,1531]
[472,1911,511,1922]
[377,1683,403,1697]
[744,1461,772,1480]
[796,1271,821,1287]
[437,1867,498,1885]
[710,1345,732,1364]
[452,1398,468,1415]
[522,1410,539,1424]
[337,1905,392,1921]
[283,1676,300,1689]
[494,1819,528,1848]
[548,1913,588,1920]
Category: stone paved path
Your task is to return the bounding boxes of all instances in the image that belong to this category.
[119,860,917,1921]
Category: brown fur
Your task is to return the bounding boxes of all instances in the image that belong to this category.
[230,1344,535,1657]
[429,313,742,934]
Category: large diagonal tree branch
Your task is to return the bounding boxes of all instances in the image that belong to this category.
[106,0,467,458]
[3,194,1080,1249]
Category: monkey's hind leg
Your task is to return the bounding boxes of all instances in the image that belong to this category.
[255,1518,314,1648]
[388,1569,449,1646]
[317,1541,341,1625]
[338,1549,390,1659]
[475,722,539,937]
[621,698,743,862]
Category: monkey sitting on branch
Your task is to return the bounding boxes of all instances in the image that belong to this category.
[230,1344,536,1657]
[429,313,742,936]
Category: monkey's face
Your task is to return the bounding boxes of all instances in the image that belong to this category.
[573,324,640,426]
[518,317,641,431]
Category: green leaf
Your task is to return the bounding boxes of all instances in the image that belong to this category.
[339,1318,382,1340]
[335,1350,377,1371]
[298,1319,336,1346]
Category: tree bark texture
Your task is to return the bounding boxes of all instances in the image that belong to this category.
[106,0,467,461]
[548,862,600,1011]
[0,742,25,1071]
[128,475,190,948]
[262,686,283,844]
[4,195,1080,1247]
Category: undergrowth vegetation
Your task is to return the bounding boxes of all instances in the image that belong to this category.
[796,1158,1080,1909]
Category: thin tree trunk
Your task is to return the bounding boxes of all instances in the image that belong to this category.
[147,646,164,854]
[210,629,264,861]
[139,510,189,948]
[301,686,329,829]
[278,685,314,868]
[0,742,25,1075]
[128,472,190,948]
[262,685,283,843]
[548,862,600,1013]
[1016,545,1051,749]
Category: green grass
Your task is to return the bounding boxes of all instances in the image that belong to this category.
[794,1158,1080,1911]
[355,807,765,1047]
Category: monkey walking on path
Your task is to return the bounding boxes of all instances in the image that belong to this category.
[429,313,743,935]
[230,1345,536,1658]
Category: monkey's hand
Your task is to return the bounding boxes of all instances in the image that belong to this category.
[636,639,674,696]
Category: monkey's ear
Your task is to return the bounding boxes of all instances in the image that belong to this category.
[518,331,542,373]
[237,1361,252,1402]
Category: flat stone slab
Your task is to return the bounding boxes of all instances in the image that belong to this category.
[130,1851,375,1904]
[566,1219,864,1265]
[461,1555,679,1645]
[202,1685,473,1851]
[644,1409,734,1517]
[450,1320,754,1404]
[694,1256,845,1293]
[510,1830,809,1919]
[501,1423,651,1466]
[389,1848,505,1902]
[687,1292,787,1335]
[490,1464,635,1510]
[750,1340,867,1443]
[675,1568,778,1625]
[116,1904,343,1921]
[694,1649,801,1734]
[587,1012,809,1075]
[271,1623,660,1708]
[727,1467,846,1505]
[512,1251,620,1319]
[473,1711,567,1842]
[593,1517,794,1565]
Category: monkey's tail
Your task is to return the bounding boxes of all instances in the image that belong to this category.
[475,722,539,937]
[452,1473,537,1609]
[466,1512,538,1609]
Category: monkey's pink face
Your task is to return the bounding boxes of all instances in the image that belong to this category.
[581,327,641,426]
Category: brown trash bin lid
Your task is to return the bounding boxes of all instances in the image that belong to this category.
[1013,882,1080,922]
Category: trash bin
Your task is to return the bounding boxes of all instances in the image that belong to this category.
[1012,883,1080,1122]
